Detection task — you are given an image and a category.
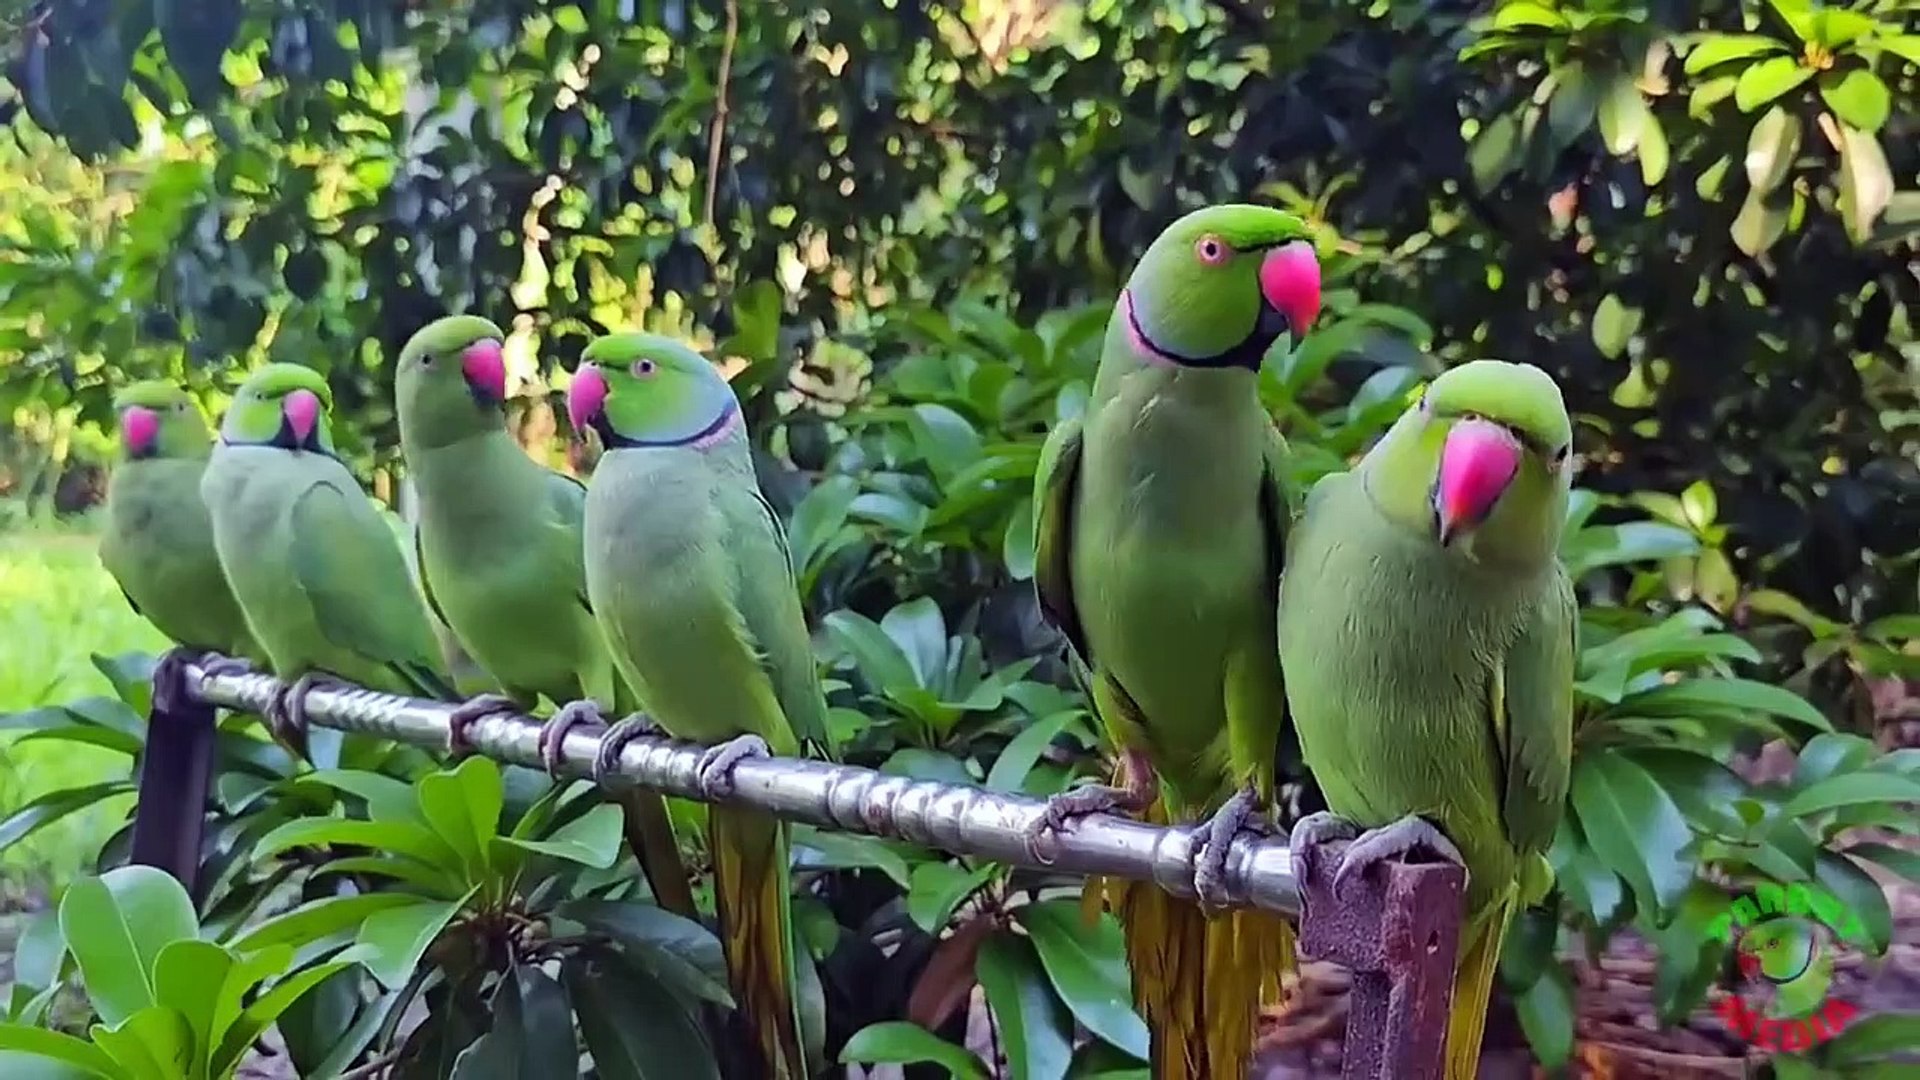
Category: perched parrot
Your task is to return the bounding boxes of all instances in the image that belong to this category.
[99,380,262,680]
[201,363,457,756]
[566,333,833,1080]
[394,314,695,921]
[1738,917,1832,1021]
[1280,359,1576,1080]
[1025,203,1324,1079]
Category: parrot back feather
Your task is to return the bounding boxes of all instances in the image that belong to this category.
[708,807,808,1079]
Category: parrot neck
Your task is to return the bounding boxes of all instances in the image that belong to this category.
[1091,308,1259,410]
[409,429,547,525]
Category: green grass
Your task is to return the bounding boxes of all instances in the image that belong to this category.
[0,517,167,895]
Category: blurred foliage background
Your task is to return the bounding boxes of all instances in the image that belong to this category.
[1,0,1919,1077]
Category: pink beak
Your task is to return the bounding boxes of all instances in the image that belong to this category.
[120,405,160,457]
[284,389,321,446]
[1435,417,1521,545]
[1259,240,1322,340]
[567,364,610,436]
[461,339,507,403]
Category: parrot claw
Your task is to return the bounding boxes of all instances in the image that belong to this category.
[537,699,604,778]
[445,694,522,758]
[1192,784,1274,910]
[150,647,202,716]
[695,734,771,800]
[267,672,344,761]
[592,714,662,784]
[194,652,256,680]
[1022,766,1157,868]
[1287,811,1359,900]
[1329,814,1466,894]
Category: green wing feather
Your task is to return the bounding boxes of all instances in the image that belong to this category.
[736,486,836,762]
[543,470,595,612]
[412,525,452,628]
[1032,417,1088,664]
[291,481,456,700]
[1492,568,1577,859]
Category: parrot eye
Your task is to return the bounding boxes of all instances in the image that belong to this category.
[1194,235,1229,266]
[633,359,658,378]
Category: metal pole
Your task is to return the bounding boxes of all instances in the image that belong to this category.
[149,661,1468,1076]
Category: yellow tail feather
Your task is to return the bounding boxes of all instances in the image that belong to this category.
[1101,802,1296,1080]
[1445,892,1518,1080]
[709,807,807,1079]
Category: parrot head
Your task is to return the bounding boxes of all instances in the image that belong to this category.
[567,334,742,452]
[1737,917,1822,986]
[1121,203,1322,373]
[1369,359,1572,564]
[113,381,212,461]
[395,315,511,449]
[219,363,337,457]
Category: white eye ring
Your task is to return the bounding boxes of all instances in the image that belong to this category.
[633,359,658,377]
[1195,235,1229,265]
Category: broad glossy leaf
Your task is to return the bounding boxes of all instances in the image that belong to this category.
[151,939,235,1077]
[1682,34,1787,75]
[11,909,65,994]
[336,891,475,990]
[1731,187,1791,256]
[297,769,421,823]
[59,867,199,1027]
[254,816,464,873]
[1511,961,1574,1068]
[91,1006,193,1080]
[1003,498,1037,581]
[274,967,363,1078]
[1812,850,1892,952]
[905,861,995,934]
[229,892,420,955]
[1569,753,1695,920]
[1612,677,1829,733]
[793,827,916,887]
[555,899,733,1008]
[1744,105,1801,197]
[987,711,1082,794]
[1490,2,1564,31]
[496,802,624,868]
[1822,1011,1920,1066]
[1782,771,1920,822]
[1590,294,1638,359]
[1837,123,1894,243]
[1019,900,1149,1060]
[416,756,505,880]
[978,934,1073,1080]
[839,1021,988,1079]
[210,960,359,1075]
[822,609,922,693]
[0,1024,118,1077]
[0,782,136,854]
[787,475,860,576]
[564,953,719,1080]
[1819,68,1890,132]
[1733,55,1814,111]
[881,597,949,691]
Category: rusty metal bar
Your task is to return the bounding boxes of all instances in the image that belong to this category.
[136,658,1464,1076]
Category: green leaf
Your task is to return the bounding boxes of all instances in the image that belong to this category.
[793,827,916,888]
[839,1021,988,1079]
[1003,497,1037,581]
[1590,294,1639,359]
[728,279,783,363]
[496,803,624,868]
[787,475,860,576]
[1745,589,1844,636]
[151,939,235,1077]
[1781,771,1920,820]
[565,953,720,1080]
[986,711,1082,794]
[823,610,922,693]
[1595,74,1649,157]
[1878,35,1920,67]
[1743,105,1801,198]
[1511,961,1575,1068]
[1467,109,1525,193]
[454,963,578,1079]
[1546,61,1599,148]
[1019,900,1149,1060]
[978,934,1074,1080]
[1569,753,1695,920]
[1683,34,1788,75]
[1561,521,1699,577]
[336,891,476,990]
[1611,677,1830,734]
[1836,123,1894,244]
[210,960,359,1075]
[254,815,464,872]
[1822,1011,1920,1066]
[881,597,949,691]
[555,899,734,1008]
[0,783,135,854]
[1818,68,1890,133]
[1731,187,1792,257]
[909,403,984,482]
[229,891,421,955]
[299,769,421,823]
[1791,733,1878,788]
[1734,55,1814,111]
[1844,842,1920,884]
[1490,2,1565,31]
[906,861,995,934]
[88,1005,189,1080]
[416,756,506,880]
[1812,850,1892,952]
[58,867,200,1028]
[0,1024,119,1077]
[1863,614,1920,642]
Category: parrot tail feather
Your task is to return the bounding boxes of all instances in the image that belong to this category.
[619,788,697,921]
[709,807,808,1079]
[1105,802,1294,1080]
[1445,891,1518,1080]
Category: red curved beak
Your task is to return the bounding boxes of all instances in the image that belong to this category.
[1434,417,1521,546]
[120,405,160,457]
[1259,240,1322,341]
[284,389,321,446]
[567,364,609,436]
[461,339,507,404]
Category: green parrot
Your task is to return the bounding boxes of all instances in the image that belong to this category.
[99,380,262,684]
[200,363,457,755]
[1738,917,1833,1021]
[1025,203,1323,1080]
[566,333,833,1080]
[1280,359,1577,1080]
[394,314,695,921]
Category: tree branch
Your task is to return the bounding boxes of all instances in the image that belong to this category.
[702,0,740,231]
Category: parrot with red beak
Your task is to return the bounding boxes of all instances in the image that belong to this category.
[200,363,456,758]
[1280,359,1576,1080]
[394,315,695,921]
[1025,203,1322,1079]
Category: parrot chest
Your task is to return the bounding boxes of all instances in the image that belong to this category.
[102,464,236,647]
[202,450,344,663]
[417,503,590,687]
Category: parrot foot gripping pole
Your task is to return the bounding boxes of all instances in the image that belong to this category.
[1295,838,1467,1080]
